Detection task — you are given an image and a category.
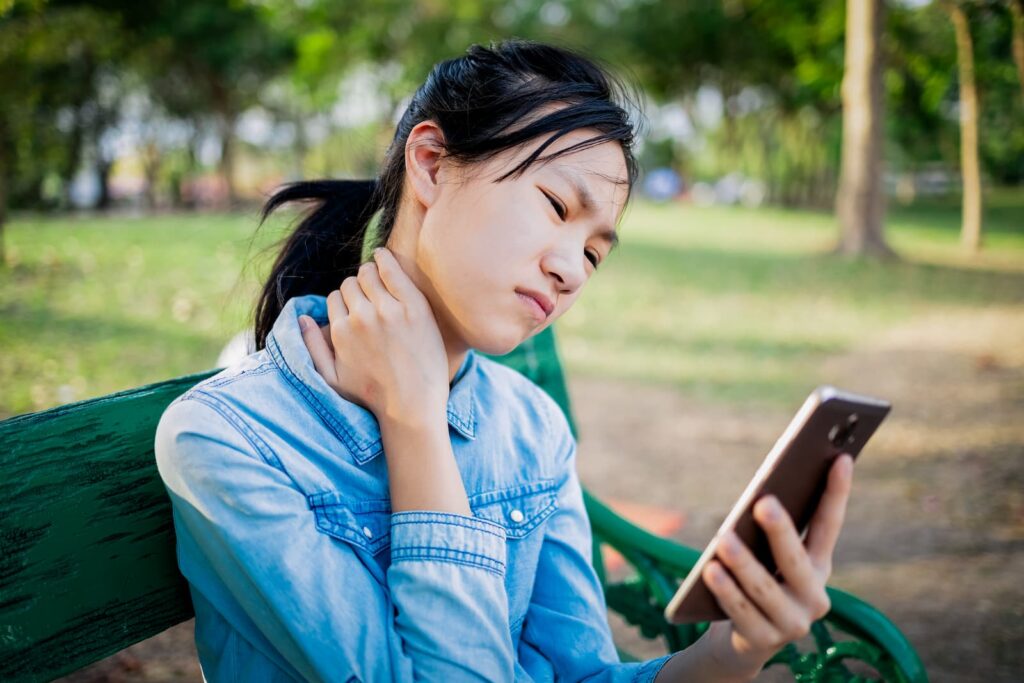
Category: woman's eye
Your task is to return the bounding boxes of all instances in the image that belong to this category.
[585,250,600,268]
[543,190,566,220]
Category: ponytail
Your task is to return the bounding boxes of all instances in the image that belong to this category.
[253,179,379,350]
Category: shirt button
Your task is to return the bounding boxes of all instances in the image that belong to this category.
[362,526,374,539]
[509,509,525,523]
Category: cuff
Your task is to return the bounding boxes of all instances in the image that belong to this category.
[390,510,508,577]
[631,654,675,683]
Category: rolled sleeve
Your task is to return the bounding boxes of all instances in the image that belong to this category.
[390,510,508,576]
[387,510,515,681]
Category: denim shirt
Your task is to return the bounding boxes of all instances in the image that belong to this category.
[155,294,673,682]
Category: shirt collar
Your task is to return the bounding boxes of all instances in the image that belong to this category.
[265,294,478,465]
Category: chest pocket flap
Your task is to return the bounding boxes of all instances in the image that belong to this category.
[308,494,391,556]
[469,479,559,539]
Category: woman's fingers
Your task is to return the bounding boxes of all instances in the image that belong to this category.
[326,287,348,320]
[339,275,371,321]
[356,260,397,309]
[299,315,337,386]
[326,287,353,350]
[307,248,448,420]
[753,497,830,620]
[702,560,778,648]
[716,529,811,639]
[372,247,423,304]
[321,323,335,352]
[805,454,855,573]
[752,496,817,589]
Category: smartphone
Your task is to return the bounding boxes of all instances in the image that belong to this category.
[663,385,891,624]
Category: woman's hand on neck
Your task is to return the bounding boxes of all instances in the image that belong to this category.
[386,188,471,388]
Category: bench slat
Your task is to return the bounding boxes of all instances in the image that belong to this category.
[1,372,214,681]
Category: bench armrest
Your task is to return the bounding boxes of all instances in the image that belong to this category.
[582,489,928,683]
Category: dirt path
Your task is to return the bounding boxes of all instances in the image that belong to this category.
[59,308,1022,682]
[575,305,1024,682]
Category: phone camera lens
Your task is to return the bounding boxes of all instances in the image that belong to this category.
[829,413,860,448]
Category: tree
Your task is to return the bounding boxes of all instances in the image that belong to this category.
[1011,0,1024,106]
[835,0,894,257]
[0,3,124,264]
[82,0,294,206]
[944,1,983,251]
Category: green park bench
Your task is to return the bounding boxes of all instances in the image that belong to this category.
[0,326,928,682]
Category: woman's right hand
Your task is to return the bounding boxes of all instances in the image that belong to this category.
[299,247,450,427]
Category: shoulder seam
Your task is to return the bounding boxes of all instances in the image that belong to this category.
[183,390,288,474]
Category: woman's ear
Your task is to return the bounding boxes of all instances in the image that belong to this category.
[404,121,446,209]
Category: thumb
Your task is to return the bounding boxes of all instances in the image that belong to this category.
[299,315,338,386]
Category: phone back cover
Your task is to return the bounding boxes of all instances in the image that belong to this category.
[669,390,890,623]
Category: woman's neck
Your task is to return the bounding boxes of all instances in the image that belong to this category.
[386,201,470,388]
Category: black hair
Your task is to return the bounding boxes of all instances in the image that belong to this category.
[253,38,641,349]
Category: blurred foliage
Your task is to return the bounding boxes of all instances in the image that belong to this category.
[888,0,1024,184]
[0,0,1021,221]
[0,5,125,211]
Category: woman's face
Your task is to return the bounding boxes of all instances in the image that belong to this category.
[403,127,630,356]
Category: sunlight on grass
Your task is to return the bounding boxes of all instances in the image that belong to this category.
[1,197,1022,417]
[558,199,1024,405]
[0,212,289,416]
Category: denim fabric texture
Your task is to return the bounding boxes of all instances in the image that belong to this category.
[155,294,673,682]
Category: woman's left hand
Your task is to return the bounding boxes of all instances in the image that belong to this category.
[701,453,855,678]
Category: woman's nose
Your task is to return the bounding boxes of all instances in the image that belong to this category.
[541,247,586,295]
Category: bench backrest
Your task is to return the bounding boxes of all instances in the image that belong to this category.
[0,327,574,682]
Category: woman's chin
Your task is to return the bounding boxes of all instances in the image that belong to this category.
[467,321,540,357]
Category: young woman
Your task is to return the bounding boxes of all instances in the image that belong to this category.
[156,40,853,682]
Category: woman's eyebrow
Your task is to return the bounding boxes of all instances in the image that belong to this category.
[551,167,620,250]
[552,167,596,213]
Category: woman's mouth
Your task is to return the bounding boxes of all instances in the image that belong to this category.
[516,290,552,323]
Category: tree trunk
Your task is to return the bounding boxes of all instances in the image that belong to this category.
[218,112,238,208]
[0,179,7,267]
[181,121,202,210]
[142,142,161,210]
[1010,0,1024,108]
[0,119,9,266]
[62,108,84,210]
[293,115,308,180]
[835,0,894,257]
[946,1,982,251]
[96,157,113,210]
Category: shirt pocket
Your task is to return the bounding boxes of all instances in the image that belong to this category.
[307,493,392,556]
[469,479,560,539]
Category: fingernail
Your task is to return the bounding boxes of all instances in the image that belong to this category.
[762,497,780,520]
[298,315,311,331]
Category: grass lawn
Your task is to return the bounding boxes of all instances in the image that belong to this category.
[1,194,1022,418]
